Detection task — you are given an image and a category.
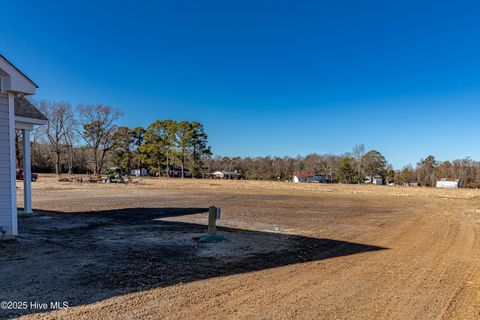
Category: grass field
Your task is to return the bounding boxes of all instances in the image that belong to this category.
[2,176,480,319]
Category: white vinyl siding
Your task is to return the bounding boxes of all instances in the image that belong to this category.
[0,92,12,235]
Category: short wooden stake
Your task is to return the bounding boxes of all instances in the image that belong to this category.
[207,206,217,235]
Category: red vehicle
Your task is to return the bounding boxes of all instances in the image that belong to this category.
[16,169,38,182]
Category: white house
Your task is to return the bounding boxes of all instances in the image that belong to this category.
[436,178,460,189]
[211,170,242,179]
[292,172,327,183]
[364,176,383,185]
[0,55,46,239]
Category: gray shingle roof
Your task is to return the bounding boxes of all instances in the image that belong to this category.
[14,97,48,121]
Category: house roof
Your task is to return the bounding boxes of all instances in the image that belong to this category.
[0,54,38,88]
[212,171,241,175]
[15,97,47,121]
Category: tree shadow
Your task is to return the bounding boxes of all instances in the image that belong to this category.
[1,207,387,318]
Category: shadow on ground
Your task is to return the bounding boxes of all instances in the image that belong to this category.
[1,207,387,318]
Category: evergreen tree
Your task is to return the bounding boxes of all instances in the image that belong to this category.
[189,121,212,177]
[338,156,356,183]
[361,150,387,183]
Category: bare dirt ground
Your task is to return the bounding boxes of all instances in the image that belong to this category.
[2,176,480,319]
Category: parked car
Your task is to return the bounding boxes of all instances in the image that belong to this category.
[16,169,38,182]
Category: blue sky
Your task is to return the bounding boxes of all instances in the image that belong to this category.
[2,0,480,168]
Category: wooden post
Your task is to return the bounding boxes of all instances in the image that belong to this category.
[207,206,217,235]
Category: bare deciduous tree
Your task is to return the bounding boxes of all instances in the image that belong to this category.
[39,101,74,175]
[64,121,77,175]
[76,104,122,174]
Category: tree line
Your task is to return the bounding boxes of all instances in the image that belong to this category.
[23,101,211,177]
[203,145,480,187]
[203,144,393,183]
[23,101,480,187]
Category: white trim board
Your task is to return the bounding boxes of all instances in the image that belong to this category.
[8,93,17,235]
[15,116,47,125]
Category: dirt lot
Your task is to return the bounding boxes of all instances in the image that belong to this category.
[1,176,480,319]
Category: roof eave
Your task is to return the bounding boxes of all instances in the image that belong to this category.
[0,54,38,88]
[15,115,48,126]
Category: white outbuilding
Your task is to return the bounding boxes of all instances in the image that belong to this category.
[292,172,327,183]
[0,55,46,239]
[436,178,460,189]
[131,168,148,177]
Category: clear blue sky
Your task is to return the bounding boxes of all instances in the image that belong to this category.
[2,0,480,168]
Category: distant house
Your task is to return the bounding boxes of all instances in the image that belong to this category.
[436,178,460,189]
[211,170,242,179]
[131,168,148,177]
[293,172,328,183]
[364,176,383,185]
[171,168,191,178]
[160,168,192,178]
